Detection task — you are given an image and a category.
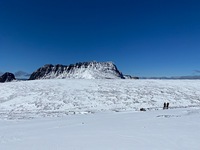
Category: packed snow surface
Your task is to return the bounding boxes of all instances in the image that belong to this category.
[0,79,200,119]
[0,108,200,150]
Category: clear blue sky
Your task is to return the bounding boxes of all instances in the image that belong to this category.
[0,0,200,77]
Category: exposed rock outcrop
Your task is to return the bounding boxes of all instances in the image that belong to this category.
[0,72,16,83]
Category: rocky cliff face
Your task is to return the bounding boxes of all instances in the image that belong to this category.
[0,72,16,83]
[29,61,125,80]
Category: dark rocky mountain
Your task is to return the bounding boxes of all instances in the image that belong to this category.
[29,61,125,80]
[0,71,30,80]
[0,72,16,83]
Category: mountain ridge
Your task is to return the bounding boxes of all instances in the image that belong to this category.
[29,61,125,80]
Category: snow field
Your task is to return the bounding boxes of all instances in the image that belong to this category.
[0,107,200,150]
[1,79,200,149]
[0,79,200,119]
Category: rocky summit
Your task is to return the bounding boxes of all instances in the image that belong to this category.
[0,72,16,83]
[29,61,125,80]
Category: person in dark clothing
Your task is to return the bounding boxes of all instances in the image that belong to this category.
[163,102,167,109]
[166,102,169,109]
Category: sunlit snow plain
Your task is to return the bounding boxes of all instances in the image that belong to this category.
[1,79,200,150]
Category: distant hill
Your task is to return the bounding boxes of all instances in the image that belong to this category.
[14,71,31,80]
[141,76,200,79]
[124,75,139,79]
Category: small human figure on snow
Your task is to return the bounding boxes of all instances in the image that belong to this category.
[163,102,169,109]
[163,102,167,109]
[166,102,169,109]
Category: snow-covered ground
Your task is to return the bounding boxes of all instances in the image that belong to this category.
[1,108,200,150]
[1,79,200,149]
[0,79,200,119]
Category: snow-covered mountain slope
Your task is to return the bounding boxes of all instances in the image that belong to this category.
[0,79,200,119]
[29,61,124,80]
[1,108,200,150]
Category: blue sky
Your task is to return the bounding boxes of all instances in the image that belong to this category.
[0,0,200,77]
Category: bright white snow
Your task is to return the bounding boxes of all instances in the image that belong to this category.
[0,108,200,150]
[0,79,200,119]
[0,79,200,149]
